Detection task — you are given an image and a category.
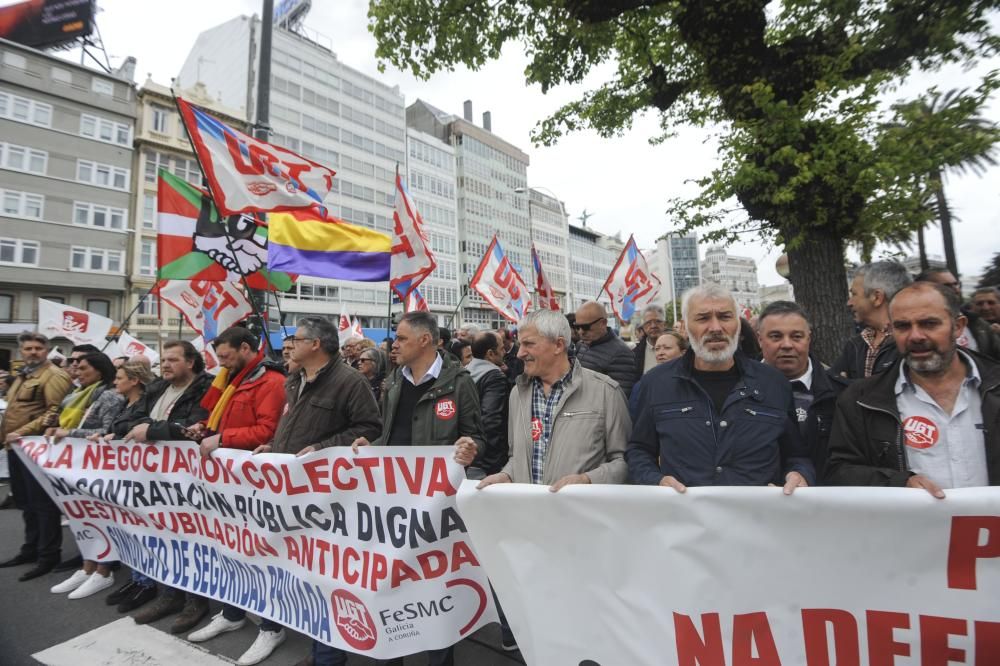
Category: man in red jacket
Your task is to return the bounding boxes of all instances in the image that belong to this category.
[189,326,286,455]
[183,326,287,665]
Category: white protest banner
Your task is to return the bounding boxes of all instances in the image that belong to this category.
[14,439,496,658]
[116,331,160,365]
[457,483,1000,666]
[37,298,113,346]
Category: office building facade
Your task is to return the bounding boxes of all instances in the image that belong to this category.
[701,246,760,311]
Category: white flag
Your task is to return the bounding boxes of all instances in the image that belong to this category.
[116,331,160,366]
[37,298,112,346]
[157,280,253,341]
[338,303,352,346]
[191,336,221,375]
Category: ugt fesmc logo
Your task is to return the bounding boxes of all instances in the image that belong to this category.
[332,589,378,650]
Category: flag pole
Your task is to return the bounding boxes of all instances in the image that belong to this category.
[169,86,274,355]
[101,282,159,353]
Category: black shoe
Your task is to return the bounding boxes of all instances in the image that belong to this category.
[18,561,56,581]
[501,634,519,652]
[0,495,14,509]
[106,580,140,606]
[134,591,186,625]
[0,553,37,568]
[53,554,82,572]
[118,585,157,613]
[168,595,208,633]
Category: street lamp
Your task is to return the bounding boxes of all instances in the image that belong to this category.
[514,186,571,308]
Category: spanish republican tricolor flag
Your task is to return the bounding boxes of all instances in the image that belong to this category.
[267,206,392,281]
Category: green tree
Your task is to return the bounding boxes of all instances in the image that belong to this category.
[979,252,1000,287]
[886,86,1000,276]
[369,0,1000,362]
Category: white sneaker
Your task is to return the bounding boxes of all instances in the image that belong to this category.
[68,571,115,599]
[187,611,246,643]
[50,569,90,594]
[237,629,286,666]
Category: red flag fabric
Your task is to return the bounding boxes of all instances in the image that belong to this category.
[390,173,436,302]
[469,236,532,323]
[531,244,560,311]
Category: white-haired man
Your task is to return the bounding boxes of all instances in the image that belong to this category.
[633,304,668,375]
[627,284,814,492]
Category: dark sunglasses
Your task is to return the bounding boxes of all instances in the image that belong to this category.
[571,317,606,332]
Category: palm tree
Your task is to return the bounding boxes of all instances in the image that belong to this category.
[890,89,999,276]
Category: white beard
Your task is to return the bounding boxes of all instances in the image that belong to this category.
[690,332,739,364]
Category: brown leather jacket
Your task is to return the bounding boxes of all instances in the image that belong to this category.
[1,362,73,441]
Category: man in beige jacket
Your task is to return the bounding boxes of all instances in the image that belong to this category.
[478,308,630,491]
[0,332,73,580]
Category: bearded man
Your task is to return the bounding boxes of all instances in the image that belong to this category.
[826,281,1000,494]
[626,284,814,491]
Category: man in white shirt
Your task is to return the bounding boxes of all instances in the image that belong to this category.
[827,281,1000,494]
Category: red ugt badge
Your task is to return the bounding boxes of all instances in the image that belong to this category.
[531,417,543,442]
[435,398,456,420]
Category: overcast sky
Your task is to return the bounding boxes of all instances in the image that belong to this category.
[39,0,1000,287]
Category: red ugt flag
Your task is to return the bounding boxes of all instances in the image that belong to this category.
[390,173,436,302]
[176,97,336,216]
[470,236,532,323]
[405,287,430,312]
[602,235,661,323]
[531,244,560,311]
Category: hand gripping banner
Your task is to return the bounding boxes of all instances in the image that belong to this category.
[14,439,497,658]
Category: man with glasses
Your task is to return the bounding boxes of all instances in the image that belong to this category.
[632,304,668,376]
[573,301,638,396]
[254,317,382,666]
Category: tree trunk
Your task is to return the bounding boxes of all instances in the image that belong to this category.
[917,226,929,271]
[787,228,853,366]
[932,170,959,276]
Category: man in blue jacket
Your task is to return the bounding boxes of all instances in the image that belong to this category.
[627,284,814,492]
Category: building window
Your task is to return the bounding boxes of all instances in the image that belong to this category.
[137,296,158,317]
[72,202,127,230]
[140,239,156,276]
[86,299,111,317]
[51,67,72,84]
[151,105,170,134]
[172,157,200,184]
[70,247,124,274]
[0,238,39,266]
[80,114,131,146]
[76,159,129,190]
[1,143,47,174]
[92,78,114,96]
[0,294,11,322]
[144,150,170,183]
[0,189,43,219]
[0,91,53,128]
[2,52,26,68]
[142,194,157,229]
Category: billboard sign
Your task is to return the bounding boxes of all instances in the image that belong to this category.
[0,0,94,50]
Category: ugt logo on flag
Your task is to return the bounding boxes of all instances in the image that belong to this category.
[470,236,532,323]
[602,235,661,322]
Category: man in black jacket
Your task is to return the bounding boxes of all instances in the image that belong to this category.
[118,340,212,632]
[831,261,911,379]
[758,301,848,481]
[826,282,1000,494]
[574,301,638,396]
[465,331,510,479]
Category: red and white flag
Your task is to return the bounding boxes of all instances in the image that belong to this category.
[531,244,560,311]
[470,236,532,323]
[116,331,160,365]
[351,317,364,339]
[37,298,112,347]
[176,97,336,216]
[405,287,429,312]
[192,336,221,375]
[602,235,661,324]
[390,172,436,302]
[338,304,352,346]
[157,280,253,341]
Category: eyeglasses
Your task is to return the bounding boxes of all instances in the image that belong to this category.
[68,357,83,364]
[359,357,376,364]
[288,337,315,344]
[571,317,605,332]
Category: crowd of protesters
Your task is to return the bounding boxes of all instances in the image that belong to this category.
[1,261,999,665]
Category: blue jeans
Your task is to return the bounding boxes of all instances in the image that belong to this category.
[312,640,348,666]
[131,570,155,588]
[222,604,281,632]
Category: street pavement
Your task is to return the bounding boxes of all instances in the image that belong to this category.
[0,484,524,666]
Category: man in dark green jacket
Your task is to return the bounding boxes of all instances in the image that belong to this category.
[352,310,484,666]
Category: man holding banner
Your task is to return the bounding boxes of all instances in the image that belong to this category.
[353,311,484,666]
[0,333,73,580]
[627,285,814,491]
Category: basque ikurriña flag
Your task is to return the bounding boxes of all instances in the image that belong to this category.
[469,236,532,323]
[404,287,429,312]
[390,172,436,302]
[531,244,560,311]
[175,97,336,216]
[602,235,661,323]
